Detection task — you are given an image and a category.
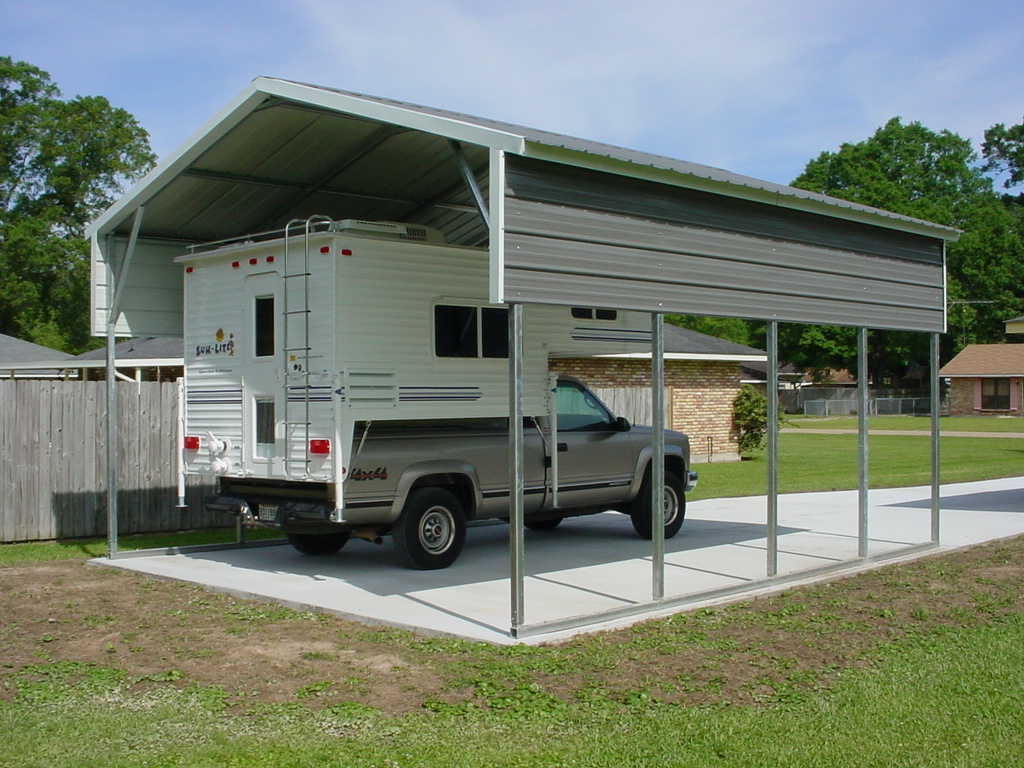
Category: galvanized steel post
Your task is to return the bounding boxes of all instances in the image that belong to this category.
[857,327,869,558]
[931,332,941,543]
[651,314,665,600]
[106,206,145,559]
[766,320,779,577]
[509,302,526,633]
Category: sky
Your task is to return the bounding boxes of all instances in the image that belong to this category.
[3,0,1023,187]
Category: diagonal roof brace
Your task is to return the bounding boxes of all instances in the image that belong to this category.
[450,139,490,231]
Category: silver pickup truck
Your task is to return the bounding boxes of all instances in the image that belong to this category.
[206,377,697,569]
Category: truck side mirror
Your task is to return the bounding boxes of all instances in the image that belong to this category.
[615,416,631,432]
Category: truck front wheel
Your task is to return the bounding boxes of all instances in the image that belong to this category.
[394,487,467,569]
[630,471,686,540]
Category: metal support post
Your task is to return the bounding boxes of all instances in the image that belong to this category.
[509,303,525,633]
[857,327,869,558]
[766,320,779,577]
[651,314,665,600]
[930,332,941,543]
[105,207,145,559]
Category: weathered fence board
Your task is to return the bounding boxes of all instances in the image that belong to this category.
[1,380,217,542]
[592,387,670,428]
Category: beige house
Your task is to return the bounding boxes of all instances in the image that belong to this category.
[551,324,766,463]
[939,344,1024,416]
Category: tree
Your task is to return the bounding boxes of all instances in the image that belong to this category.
[982,118,1024,190]
[786,117,1024,381]
[0,58,155,352]
[664,314,755,347]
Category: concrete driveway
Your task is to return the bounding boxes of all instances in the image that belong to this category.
[99,476,1024,644]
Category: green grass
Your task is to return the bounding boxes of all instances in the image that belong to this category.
[690,432,1024,501]
[786,414,1024,432]
[0,527,282,567]
[2,617,1021,766]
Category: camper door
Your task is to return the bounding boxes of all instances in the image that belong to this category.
[243,272,283,475]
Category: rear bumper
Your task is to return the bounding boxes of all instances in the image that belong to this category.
[684,470,698,492]
[203,493,332,528]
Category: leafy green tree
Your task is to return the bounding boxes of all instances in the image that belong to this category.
[787,117,1024,382]
[664,314,755,347]
[982,118,1024,189]
[0,57,155,352]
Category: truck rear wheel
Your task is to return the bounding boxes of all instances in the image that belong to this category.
[393,487,466,569]
[286,531,350,555]
[630,470,686,540]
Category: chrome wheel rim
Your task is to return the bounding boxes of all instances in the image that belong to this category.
[419,506,454,554]
[663,485,680,527]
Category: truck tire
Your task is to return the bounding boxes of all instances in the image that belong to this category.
[630,470,686,540]
[286,531,350,555]
[393,487,466,570]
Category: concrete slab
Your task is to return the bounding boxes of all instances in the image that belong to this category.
[98,476,1024,645]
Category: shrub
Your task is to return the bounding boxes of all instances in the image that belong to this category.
[733,384,770,456]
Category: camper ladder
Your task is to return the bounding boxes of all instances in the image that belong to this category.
[281,215,332,478]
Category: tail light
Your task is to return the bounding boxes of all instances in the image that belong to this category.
[184,436,201,451]
[309,439,331,455]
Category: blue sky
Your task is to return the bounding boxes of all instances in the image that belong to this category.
[4,0,1023,187]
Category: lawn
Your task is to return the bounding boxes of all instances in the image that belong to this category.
[690,431,1024,501]
[1,535,1022,767]
[785,414,1024,432]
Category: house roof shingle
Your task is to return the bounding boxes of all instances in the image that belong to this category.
[0,334,73,364]
[939,344,1024,377]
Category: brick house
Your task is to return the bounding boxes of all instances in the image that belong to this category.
[550,324,766,463]
[939,344,1024,416]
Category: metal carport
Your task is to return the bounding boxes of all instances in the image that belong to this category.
[88,77,959,638]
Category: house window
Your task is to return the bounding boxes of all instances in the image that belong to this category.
[981,378,1010,410]
[254,296,275,358]
[434,305,508,358]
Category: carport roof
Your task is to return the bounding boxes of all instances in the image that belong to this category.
[87,77,960,247]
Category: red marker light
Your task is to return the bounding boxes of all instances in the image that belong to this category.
[320,246,330,254]
[341,249,353,256]
[309,439,331,455]
[266,256,275,263]
[185,267,194,273]
[184,436,201,450]
[249,258,258,265]
[231,261,240,268]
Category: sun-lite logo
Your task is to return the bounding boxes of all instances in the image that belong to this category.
[195,328,235,357]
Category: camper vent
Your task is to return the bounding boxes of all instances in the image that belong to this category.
[330,219,446,244]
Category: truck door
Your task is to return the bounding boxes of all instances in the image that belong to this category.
[550,379,635,509]
[243,272,283,476]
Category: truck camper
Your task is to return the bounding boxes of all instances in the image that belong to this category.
[181,217,695,568]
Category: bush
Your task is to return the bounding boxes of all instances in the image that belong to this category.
[733,385,770,456]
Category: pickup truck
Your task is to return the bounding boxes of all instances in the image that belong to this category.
[206,377,697,569]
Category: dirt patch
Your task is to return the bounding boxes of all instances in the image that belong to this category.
[2,536,1022,715]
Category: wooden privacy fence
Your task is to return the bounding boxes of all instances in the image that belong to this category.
[1,380,216,543]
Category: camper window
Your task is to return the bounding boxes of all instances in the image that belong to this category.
[255,397,276,457]
[434,305,508,359]
[254,296,275,357]
[571,307,618,321]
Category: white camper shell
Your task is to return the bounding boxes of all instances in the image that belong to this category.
[179,218,652,514]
